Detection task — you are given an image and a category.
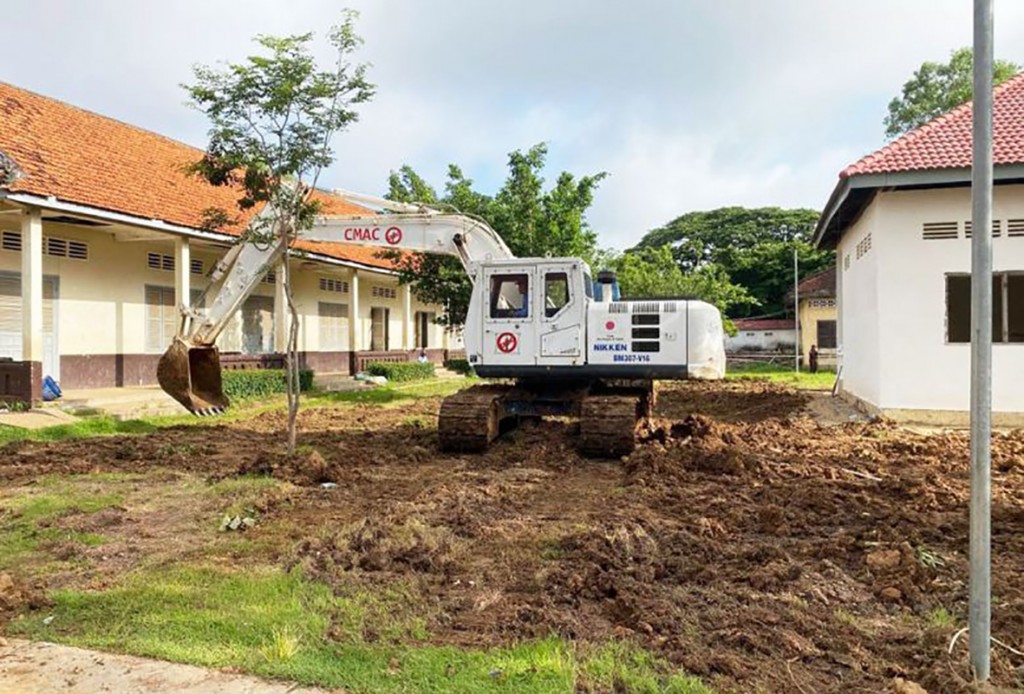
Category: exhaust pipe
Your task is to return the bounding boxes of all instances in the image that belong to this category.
[157,337,229,414]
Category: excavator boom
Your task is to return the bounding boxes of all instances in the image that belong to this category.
[157,191,511,414]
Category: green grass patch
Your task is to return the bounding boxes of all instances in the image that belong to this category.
[0,416,158,444]
[0,378,476,445]
[9,564,705,693]
[0,489,123,570]
[579,641,711,693]
[726,362,836,390]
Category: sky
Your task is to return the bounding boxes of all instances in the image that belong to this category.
[4,0,1024,250]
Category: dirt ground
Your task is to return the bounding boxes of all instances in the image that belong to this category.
[3,379,1024,692]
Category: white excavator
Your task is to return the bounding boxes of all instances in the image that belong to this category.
[157,190,726,456]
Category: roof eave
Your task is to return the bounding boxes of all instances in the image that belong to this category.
[0,190,398,275]
[814,163,1024,250]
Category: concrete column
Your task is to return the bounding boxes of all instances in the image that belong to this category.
[442,325,451,351]
[401,284,413,351]
[174,237,190,310]
[274,261,288,353]
[21,208,43,364]
[349,269,361,352]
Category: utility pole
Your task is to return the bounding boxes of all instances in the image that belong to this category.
[970,0,994,682]
[794,247,800,372]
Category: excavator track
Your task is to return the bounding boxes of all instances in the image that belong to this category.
[438,384,512,453]
[578,394,641,458]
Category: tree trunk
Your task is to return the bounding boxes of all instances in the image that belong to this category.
[281,240,301,455]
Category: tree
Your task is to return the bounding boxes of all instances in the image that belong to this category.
[185,12,374,452]
[383,144,606,327]
[884,47,1020,138]
[632,207,832,318]
[610,246,755,334]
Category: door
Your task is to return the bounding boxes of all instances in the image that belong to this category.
[481,266,538,367]
[370,307,390,351]
[0,272,59,380]
[536,262,585,367]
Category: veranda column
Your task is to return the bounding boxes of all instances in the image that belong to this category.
[401,283,413,351]
[349,269,362,352]
[174,237,190,310]
[20,208,43,402]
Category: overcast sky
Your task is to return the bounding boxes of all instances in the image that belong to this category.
[5,0,1024,249]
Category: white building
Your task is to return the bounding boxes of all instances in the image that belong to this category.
[815,74,1024,424]
[0,83,457,404]
[726,318,796,352]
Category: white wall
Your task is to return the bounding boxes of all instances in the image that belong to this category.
[836,200,882,406]
[839,184,1024,413]
[726,329,796,352]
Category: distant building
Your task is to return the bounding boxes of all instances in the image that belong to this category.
[815,74,1024,423]
[726,318,796,353]
[788,266,837,366]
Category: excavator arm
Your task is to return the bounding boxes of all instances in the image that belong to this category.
[157,190,513,414]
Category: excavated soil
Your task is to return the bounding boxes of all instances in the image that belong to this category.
[4,379,1024,692]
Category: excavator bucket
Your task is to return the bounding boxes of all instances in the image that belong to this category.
[156,338,229,415]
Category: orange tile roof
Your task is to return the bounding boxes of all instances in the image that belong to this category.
[841,73,1024,178]
[0,81,399,271]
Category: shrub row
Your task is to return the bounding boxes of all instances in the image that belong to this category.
[365,361,435,382]
[222,369,314,401]
[443,358,475,376]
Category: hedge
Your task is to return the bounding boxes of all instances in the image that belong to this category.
[443,358,475,376]
[365,361,435,382]
[222,369,314,401]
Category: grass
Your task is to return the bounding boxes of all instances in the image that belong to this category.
[7,564,704,693]
[0,487,124,570]
[726,362,837,390]
[0,378,475,445]
[927,607,956,628]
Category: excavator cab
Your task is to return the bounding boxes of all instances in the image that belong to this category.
[156,337,229,415]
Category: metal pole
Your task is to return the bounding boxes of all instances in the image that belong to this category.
[970,0,993,681]
[794,247,800,372]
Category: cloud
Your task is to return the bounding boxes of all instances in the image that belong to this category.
[5,0,1024,252]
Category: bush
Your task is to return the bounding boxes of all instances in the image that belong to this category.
[222,369,314,401]
[365,361,435,382]
[443,358,475,376]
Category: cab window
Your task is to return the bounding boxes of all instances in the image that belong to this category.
[490,274,529,318]
[545,272,570,318]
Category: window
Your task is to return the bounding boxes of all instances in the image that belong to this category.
[263,271,276,284]
[145,285,177,352]
[1,230,21,252]
[415,311,436,349]
[190,258,204,275]
[318,302,348,351]
[856,233,873,259]
[808,298,836,309]
[544,272,570,318]
[45,236,88,260]
[946,273,1024,343]
[241,296,274,354]
[319,277,348,293]
[817,320,837,349]
[490,273,529,319]
[147,252,174,271]
[371,285,397,299]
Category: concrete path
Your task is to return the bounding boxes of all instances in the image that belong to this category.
[0,408,79,430]
[0,639,334,693]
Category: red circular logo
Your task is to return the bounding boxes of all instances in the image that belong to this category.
[384,226,403,245]
[605,320,616,331]
[496,332,518,354]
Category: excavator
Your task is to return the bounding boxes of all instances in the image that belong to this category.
[157,190,726,457]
